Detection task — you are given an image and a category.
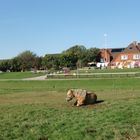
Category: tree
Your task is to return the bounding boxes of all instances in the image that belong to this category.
[42,54,61,70]
[10,57,22,72]
[83,48,100,66]
[76,59,83,68]
[0,46,100,72]
[59,54,73,68]
[34,57,43,70]
[17,50,37,71]
[62,45,87,69]
[0,60,11,72]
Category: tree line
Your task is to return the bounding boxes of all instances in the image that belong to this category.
[0,45,100,72]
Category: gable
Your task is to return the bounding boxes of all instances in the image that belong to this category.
[123,42,140,53]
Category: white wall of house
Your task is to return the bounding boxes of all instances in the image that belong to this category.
[97,62,109,68]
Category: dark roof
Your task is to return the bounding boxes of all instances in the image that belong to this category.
[99,48,125,60]
[108,48,125,60]
[123,42,140,53]
[111,48,125,53]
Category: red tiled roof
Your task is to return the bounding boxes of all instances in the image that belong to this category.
[123,42,140,53]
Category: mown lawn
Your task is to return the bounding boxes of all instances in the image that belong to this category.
[0,72,45,79]
[0,78,140,140]
[72,68,140,73]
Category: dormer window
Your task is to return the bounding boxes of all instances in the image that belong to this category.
[121,55,128,60]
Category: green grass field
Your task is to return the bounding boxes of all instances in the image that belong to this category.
[73,68,140,73]
[0,78,140,140]
[0,72,45,79]
[47,68,140,79]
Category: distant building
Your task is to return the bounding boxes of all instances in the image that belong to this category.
[98,41,140,69]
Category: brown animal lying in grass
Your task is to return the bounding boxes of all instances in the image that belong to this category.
[66,89,97,106]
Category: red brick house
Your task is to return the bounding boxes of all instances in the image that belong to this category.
[98,41,140,69]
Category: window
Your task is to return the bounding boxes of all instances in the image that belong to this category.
[100,58,104,63]
[121,55,128,60]
[133,54,140,59]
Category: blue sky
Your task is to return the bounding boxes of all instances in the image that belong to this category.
[0,0,140,59]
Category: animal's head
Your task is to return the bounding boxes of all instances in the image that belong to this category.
[66,89,74,102]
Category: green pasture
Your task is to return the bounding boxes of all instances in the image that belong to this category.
[0,72,45,79]
[0,68,140,80]
[49,68,140,79]
[0,78,140,140]
[75,68,140,73]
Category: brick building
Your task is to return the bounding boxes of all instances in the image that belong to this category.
[98,41,140,69]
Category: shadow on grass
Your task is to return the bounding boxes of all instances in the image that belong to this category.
[38,137,48,140]
[72,100,105,107]
[83,100,105,107]
[95,100,104,104]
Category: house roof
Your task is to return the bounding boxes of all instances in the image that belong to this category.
[110,48,125,53]
[108,48,125,60]
[99,48,125,61]
[123,41,140,53]
[100,49,111,56]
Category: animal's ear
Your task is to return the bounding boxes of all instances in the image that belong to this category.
[80,90,87,99]
[70,89,73,93]
[67,89,73,92]
[67,89,73,95]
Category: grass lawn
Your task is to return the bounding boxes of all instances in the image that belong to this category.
[0,72,45,79]
[76,68,140,73]
[0,78,140,140]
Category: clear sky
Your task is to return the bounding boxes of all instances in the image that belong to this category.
[0,0,140,59]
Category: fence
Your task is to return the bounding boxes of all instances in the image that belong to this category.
[46,72,140,79]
